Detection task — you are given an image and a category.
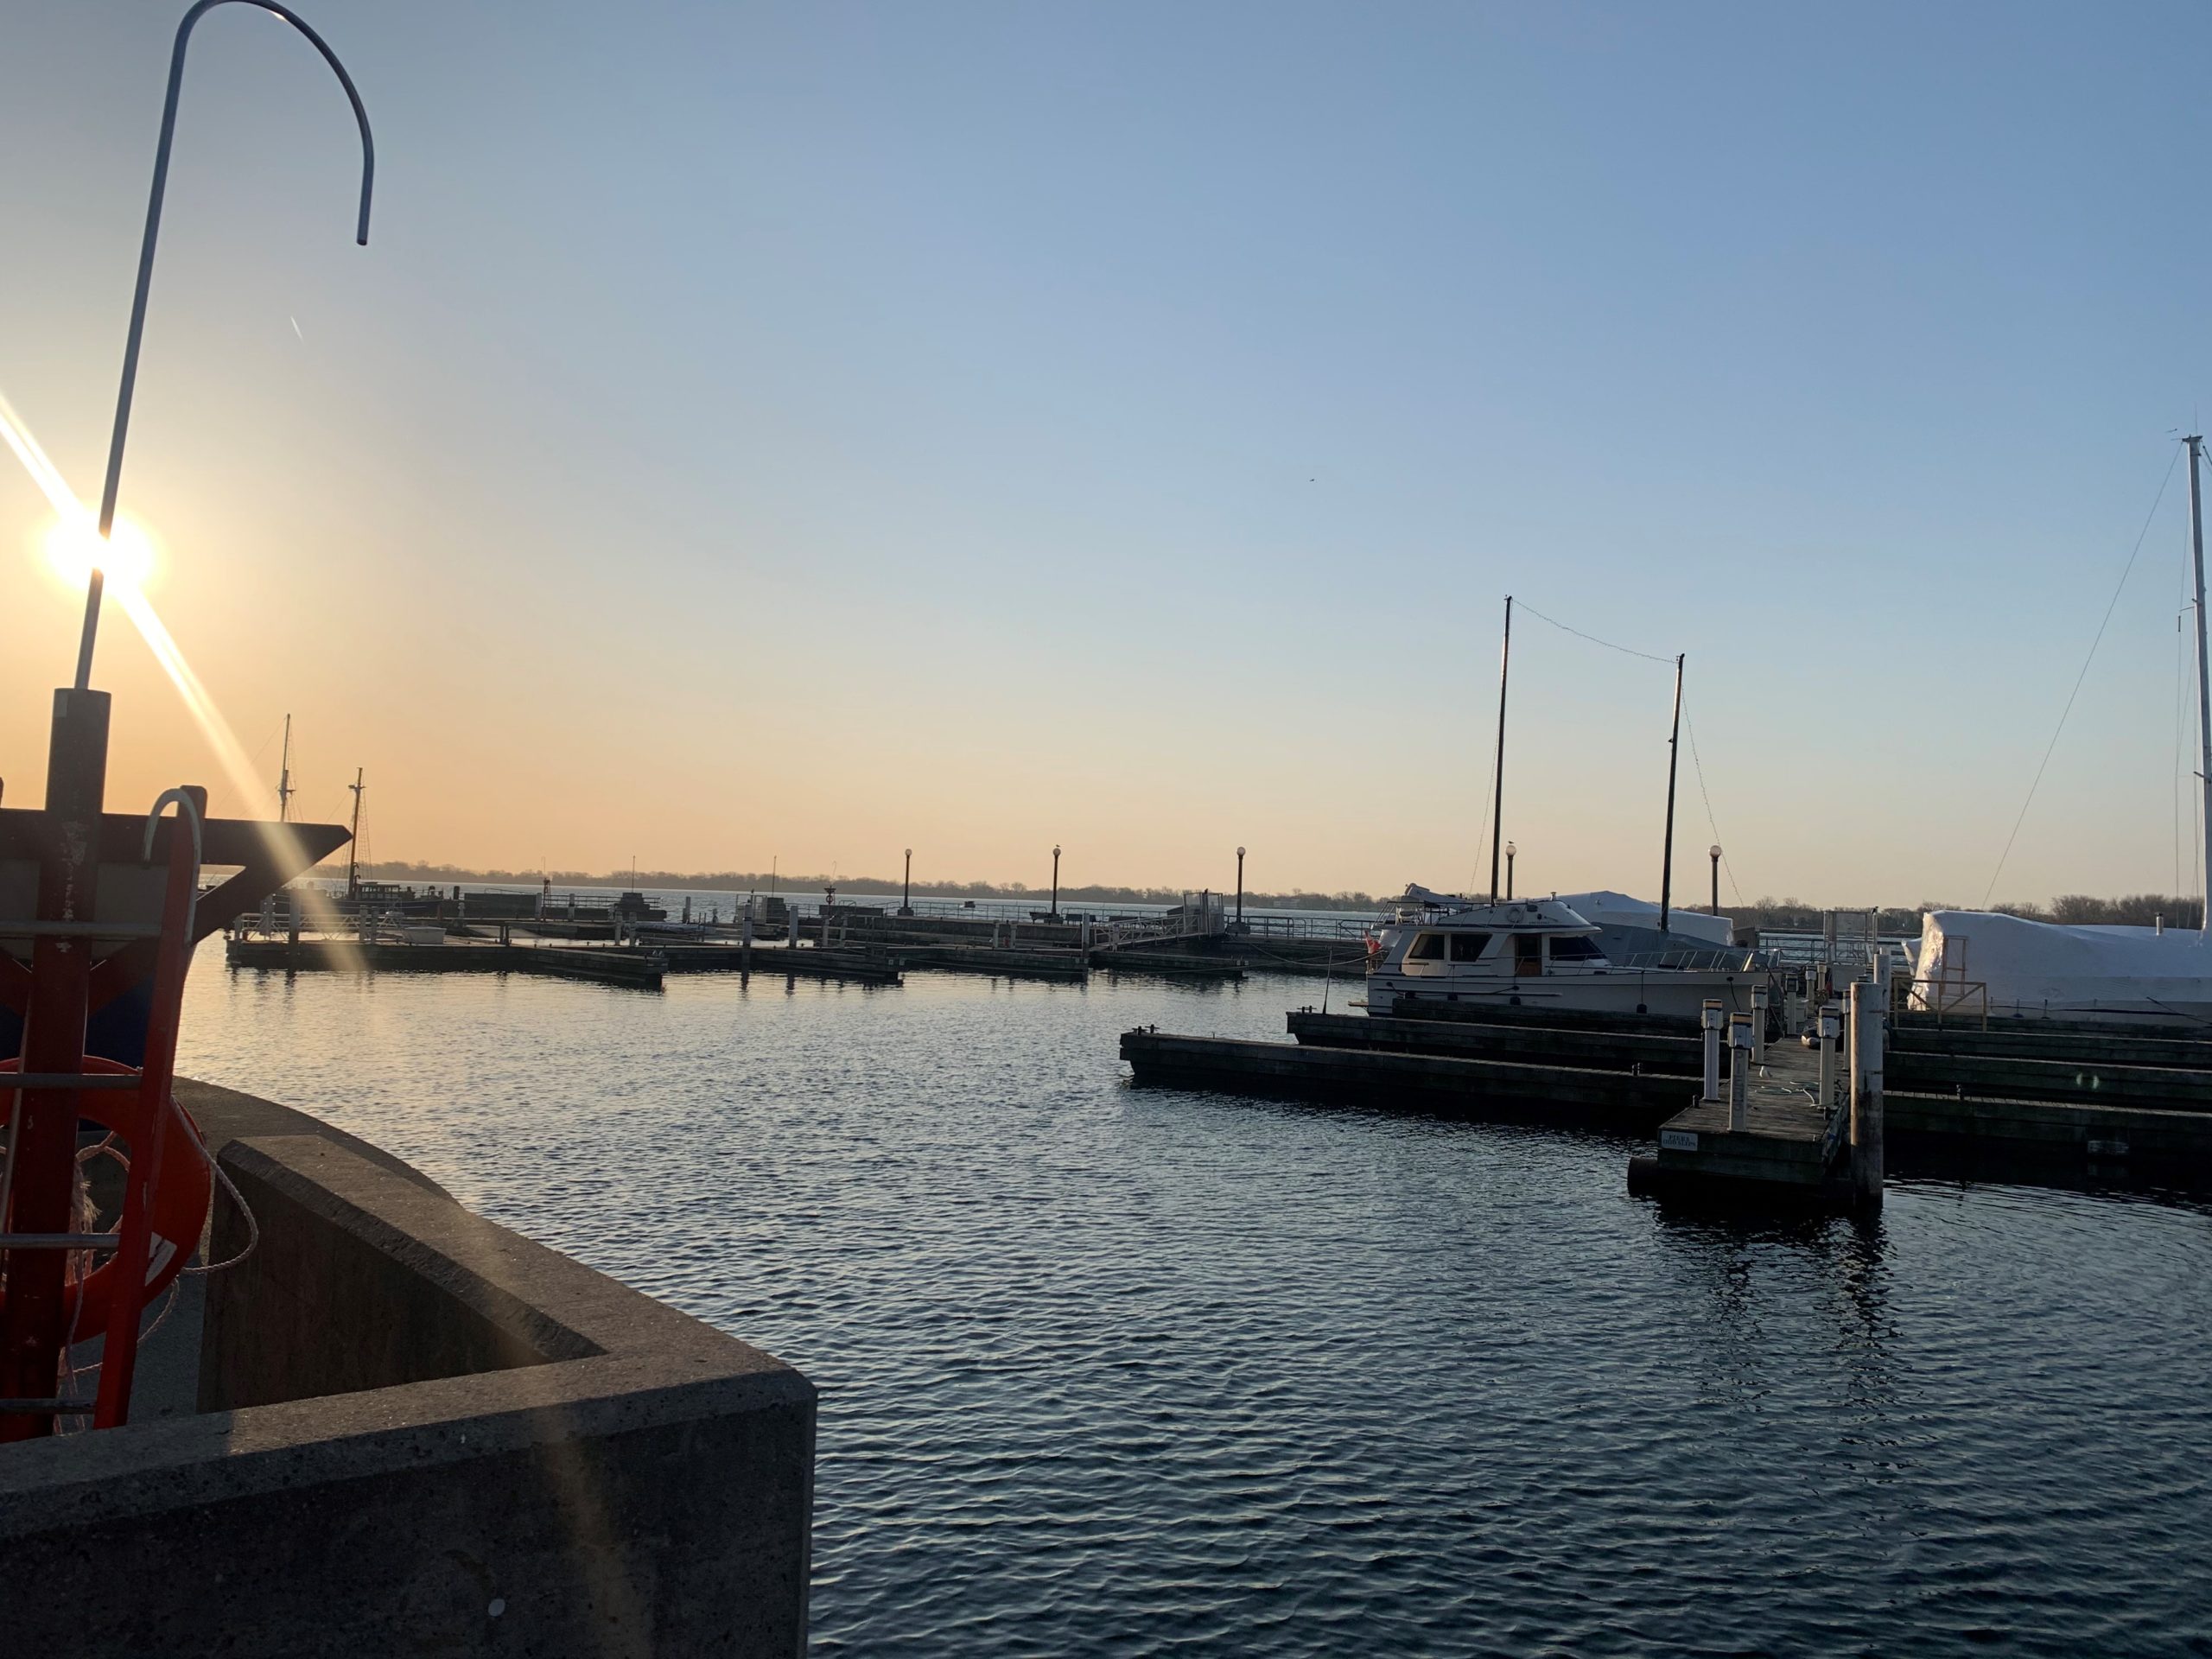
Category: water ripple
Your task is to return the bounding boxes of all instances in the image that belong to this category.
[181,956,2212,1657]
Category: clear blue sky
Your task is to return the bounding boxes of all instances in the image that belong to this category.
[4,2,2212,906]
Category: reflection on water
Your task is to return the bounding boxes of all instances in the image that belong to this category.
[178,949,2212,1657]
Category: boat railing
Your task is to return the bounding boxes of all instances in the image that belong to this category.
[1611,947,1761,973]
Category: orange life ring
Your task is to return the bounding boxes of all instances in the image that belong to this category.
[0,1056,212,1338]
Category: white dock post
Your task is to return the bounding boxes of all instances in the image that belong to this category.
[741,900,754,973]
[1751,987,1770,1063]
[1727,1012,1752,1131]
[1816,1003,1840,1119]
[1700,1000,1724,1104]
[1848,979,1885,1205]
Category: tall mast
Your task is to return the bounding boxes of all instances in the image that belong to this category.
[276,713,294,823]
[1658,653,1684,934]
[2191,435,2211,931]
[1489,595,1512,904]
[346,768,365,899]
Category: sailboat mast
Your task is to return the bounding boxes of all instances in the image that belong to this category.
[2190,435,2211,931]
[1658,653,1684,934]
[1489,595,1512,904]
[346,768,365,899]
[276,713,294,824]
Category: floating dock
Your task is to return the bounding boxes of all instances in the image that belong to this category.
[1125,994,2212,1201]
[226,937,668,989]
[1119,1027,1688,1132]
[1626,1024,1846,1206]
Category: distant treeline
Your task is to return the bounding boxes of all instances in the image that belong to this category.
[352,862,2209,928]
[352,861,1377,912]
[1708,893,2206,932]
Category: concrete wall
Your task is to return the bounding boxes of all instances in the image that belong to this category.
[0,1103,815,1657]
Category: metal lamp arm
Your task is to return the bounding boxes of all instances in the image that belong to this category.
[75,0,374,690]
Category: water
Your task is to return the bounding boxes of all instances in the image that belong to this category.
[177,953,2212,1656]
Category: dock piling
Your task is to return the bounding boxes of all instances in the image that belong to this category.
[1751,987,1770,1062]
[1700,1000,1724,1104]
[1815,1003,1840,1118]
[1727,1013,1752,1131]
[1849,979,1885,1206]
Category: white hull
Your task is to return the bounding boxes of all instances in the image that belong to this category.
[1367,965,1762,1021]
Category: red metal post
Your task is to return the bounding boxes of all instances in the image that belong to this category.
[92,787,204,1428]
[0,690,111,1440]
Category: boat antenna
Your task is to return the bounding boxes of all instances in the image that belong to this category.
[2190,435,2211,932]
[276,713,294,823]
[1489,594,1512,904]
[75,0,375,691]
[1659,653,1683,934]
[346,766,364,899]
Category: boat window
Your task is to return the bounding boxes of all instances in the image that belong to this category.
[1448,932,1491,963]
[1408,932,1446,962]
[1549,936,1604,962]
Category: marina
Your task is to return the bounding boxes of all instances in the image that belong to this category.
[172,957,2212,1657]
[7,4,2212,1656]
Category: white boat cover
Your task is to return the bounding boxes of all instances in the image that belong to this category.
[1916,909,2212,1023]
[1553,890,1733,949]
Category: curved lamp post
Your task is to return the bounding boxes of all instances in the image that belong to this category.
[902,848,913,916]
[1504,841,1516,902]
[1235,845,1245,925]
[1708,844,1722,915]
[1051,844,1062,920]
[75,0,375,690]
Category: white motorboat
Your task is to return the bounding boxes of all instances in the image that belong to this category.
[1364,886,1767,1021]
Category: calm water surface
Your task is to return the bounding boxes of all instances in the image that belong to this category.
[177,952,2212,1656]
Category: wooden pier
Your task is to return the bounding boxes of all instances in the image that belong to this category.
[1626,1026,1844,1206]
[1125,988,2212,1202]
[1119,1028,1688,1132]
[225,937,668,990]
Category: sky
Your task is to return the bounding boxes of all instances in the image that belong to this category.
[4,2,2212,907]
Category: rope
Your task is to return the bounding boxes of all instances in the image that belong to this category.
[1982,442,2183,906]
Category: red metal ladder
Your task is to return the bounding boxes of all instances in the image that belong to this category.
[0,788,206,1436]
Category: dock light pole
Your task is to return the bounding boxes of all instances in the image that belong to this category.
[1235,847,1245,925]
[74,0,375,692]
[1708,844,1721,916]
[1657,652,1684,934]
[1505,841,1516,901]
[902,849,912,916]
[1051,845,1061,920]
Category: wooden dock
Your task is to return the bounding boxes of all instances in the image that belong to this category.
[1119,1027,1688,1132]
[1626,1033,1843,1205]
[225,937,668,989]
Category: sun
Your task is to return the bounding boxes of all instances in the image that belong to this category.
[41,511,156,596]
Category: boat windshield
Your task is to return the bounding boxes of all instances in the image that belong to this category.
[1448,932,1491,962]
[1549,936,1604,962]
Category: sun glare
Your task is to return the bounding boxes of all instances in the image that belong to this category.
[42,511,157,596]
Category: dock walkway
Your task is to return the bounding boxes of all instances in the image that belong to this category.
[1630,1035,1841,1201]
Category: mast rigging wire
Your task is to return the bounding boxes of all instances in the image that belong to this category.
[1981,442,2183,906]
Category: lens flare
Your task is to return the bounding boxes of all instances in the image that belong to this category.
[43,511,157,595]
[0,385,362,962]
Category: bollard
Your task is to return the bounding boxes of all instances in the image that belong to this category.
[1727,1011,1753,1131]
[1816,1003,1840,1119]
[741,901,754,973]
[1848,979,1885,1206]
[1751,986,1770,1062]
[1700,1000,1724,1104]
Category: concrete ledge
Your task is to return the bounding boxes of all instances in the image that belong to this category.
[1,1128,814,1656]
